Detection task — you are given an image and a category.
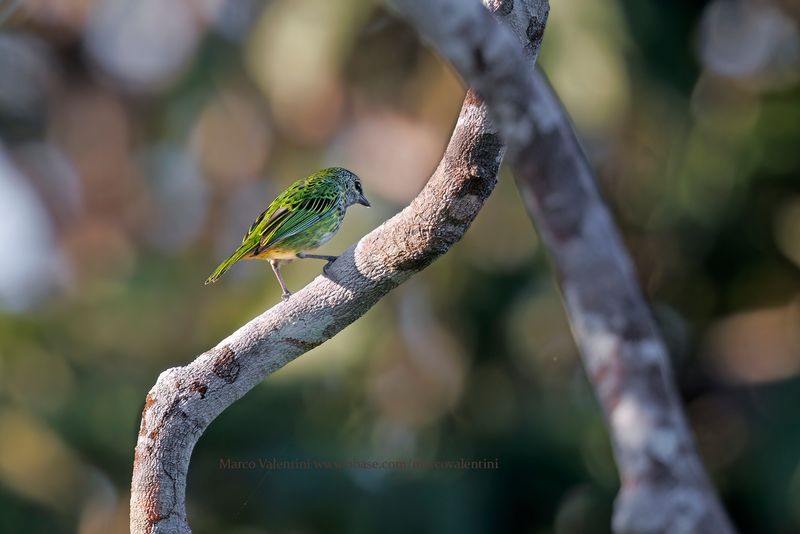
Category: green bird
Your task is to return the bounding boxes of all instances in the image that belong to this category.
[205,167,370,300]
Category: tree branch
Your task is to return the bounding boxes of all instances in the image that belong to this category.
[522,69,734,534]
[129,91,511,534]
[132,0,732,531]
[389,0,735,531]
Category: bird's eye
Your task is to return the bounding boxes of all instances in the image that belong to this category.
[355,181,362,193]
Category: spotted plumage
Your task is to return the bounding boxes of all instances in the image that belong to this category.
[205,167,370,299]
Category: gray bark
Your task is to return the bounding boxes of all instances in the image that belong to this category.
[129,94,507,533]
[518,70,735,534]
[131,0,734,532]
[389,0,734,532]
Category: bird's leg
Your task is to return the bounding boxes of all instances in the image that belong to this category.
[296,252,338,262]
[270,260,292,301]
[296,252,338,274]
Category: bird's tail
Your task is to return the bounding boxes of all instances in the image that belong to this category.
[205,244,251,285]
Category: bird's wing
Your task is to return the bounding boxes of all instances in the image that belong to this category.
[243,206,291,246]
[258,195,338,252]
[239,185,338,255]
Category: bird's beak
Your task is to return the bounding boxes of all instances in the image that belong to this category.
[358,193,371,207]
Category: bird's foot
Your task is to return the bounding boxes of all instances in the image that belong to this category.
[281,291,292,301]
[323,259,336,275]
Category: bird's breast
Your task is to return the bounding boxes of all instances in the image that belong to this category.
[249,248,298,261]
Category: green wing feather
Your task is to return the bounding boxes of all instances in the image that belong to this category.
[205,177,339,284]
[258,196,337,252]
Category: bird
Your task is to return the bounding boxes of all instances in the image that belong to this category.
[205,167,370,300]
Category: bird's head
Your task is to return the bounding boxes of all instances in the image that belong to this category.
[328,167,370,208]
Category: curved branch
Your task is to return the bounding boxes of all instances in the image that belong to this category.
[389,0,734,531]
[132,0,731,531]
[129,95,507,532]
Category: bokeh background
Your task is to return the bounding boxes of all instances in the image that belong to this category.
[0,0,799,532]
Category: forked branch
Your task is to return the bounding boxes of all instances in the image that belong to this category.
[132,0,733,532]
[389,0,734,531]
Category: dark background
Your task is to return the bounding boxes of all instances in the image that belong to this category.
[0,0,799,532]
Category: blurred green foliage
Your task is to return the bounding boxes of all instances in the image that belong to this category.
[0,0,799,532]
